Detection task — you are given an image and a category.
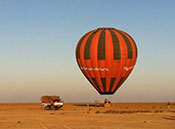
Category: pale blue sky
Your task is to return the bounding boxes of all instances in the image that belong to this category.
[0,0,175,103]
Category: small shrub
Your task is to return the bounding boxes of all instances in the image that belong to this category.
[103,110,152,114]
[168,110,175,113]
[104,110,119,114]
[154,110,163,113]
[17,121,21,123]
[96,110,101,113]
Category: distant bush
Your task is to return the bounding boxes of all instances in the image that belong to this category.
[103,110,151,114]
[168,110,175,113]
[95,109,166,114]
[154,110,163,113]
[88,108,92,110]
[96,110,101,113]
[103,110,119,114]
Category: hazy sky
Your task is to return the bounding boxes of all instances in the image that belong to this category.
[0,0,175,103]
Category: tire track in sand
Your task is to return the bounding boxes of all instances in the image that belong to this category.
[38,121,72,129]
[38,121,49,129]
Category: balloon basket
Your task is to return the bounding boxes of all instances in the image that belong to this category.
[103,97,112,107]
[104,103,111,108]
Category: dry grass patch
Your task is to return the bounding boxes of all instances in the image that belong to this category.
[101,110,153,114]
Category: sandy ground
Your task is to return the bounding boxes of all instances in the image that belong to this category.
[0,103,175,129]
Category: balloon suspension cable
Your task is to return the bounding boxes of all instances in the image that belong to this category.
[102,95,112,103]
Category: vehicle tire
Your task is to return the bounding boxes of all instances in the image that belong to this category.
[45,105,51,110]
[51,105,56,110]
[54,106,58,110]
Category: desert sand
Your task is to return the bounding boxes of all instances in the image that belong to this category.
[0,102,175,129]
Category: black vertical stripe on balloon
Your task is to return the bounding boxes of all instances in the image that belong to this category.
[76,32,91,59]
[134,40,138,57]
[101,78,106,92]
[126,33,138,57]
[91,78,102,92]
[109,78,116,92]
[114,30,133,59]
[85,77,101,92]
[109,29,121,60]
[98,30,106,60]
[84,31,97,59]
[113,77,125,92]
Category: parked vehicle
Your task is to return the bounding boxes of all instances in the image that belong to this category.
[41,96,63,110]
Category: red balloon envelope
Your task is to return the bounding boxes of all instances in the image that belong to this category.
[75,28,137,95]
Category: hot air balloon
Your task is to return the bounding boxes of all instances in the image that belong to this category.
[75,27,137,95]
